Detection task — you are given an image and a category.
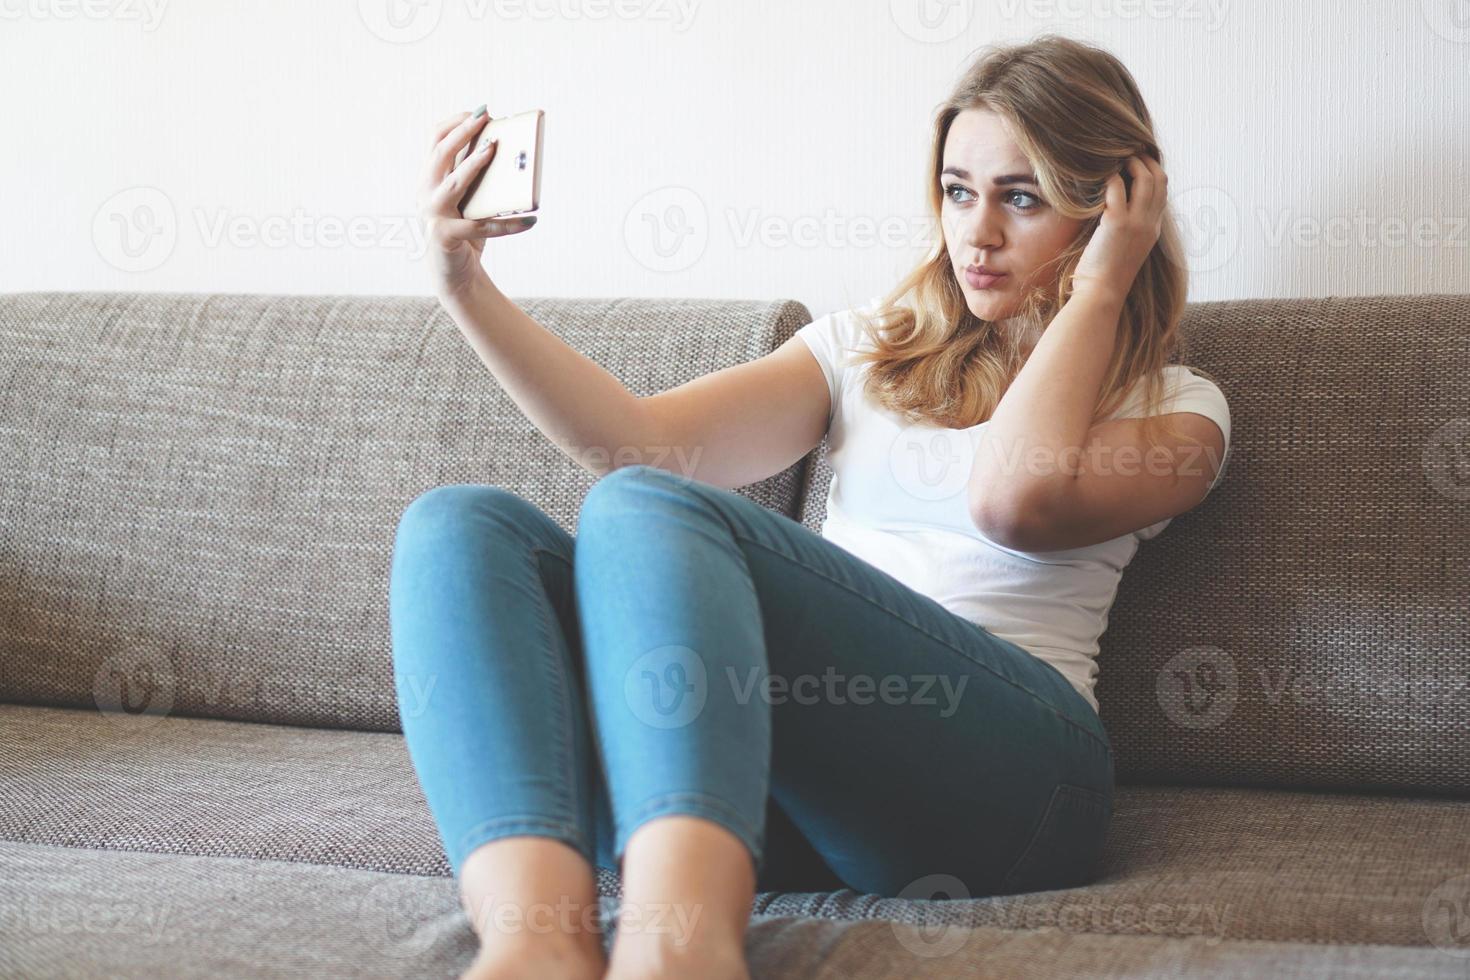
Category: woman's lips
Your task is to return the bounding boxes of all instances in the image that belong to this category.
[964,267,1007,289]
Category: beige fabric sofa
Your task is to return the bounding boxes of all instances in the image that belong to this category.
[1,291,1467,978]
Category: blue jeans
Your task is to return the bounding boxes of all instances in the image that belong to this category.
[388,463,1114,898]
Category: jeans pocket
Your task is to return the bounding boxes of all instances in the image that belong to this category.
[999,782,1111,895]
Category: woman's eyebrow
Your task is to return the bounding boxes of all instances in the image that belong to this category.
[941,166,1037,186]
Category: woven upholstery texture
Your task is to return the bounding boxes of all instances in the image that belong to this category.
[6,840,1463,979]
[3,702,1466,954]
[0,291,813,733]
[4,290,1470,979]
[798,294,1470,796]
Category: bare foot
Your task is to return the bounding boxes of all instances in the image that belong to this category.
[459,934,606,980]
[606,815,757,980]
[604,930,749,980]
[454,836,606,979]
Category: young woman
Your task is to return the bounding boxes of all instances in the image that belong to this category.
[391,33,1230,980]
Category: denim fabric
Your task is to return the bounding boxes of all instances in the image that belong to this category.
[388,463,1114,898]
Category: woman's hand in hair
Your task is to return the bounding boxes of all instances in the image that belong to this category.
[1070,153,1169,304]
[417,108,538,300]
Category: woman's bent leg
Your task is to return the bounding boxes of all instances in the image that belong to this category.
[573,464,1114,902]
[389,484,610,878]
[388,482,834,895]
[574,471,771,873]
[575,467,779,978]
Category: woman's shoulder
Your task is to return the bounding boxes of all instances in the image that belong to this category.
[796,296,886,355]
[1164,364,1229,409]
[1110,365,1230,427]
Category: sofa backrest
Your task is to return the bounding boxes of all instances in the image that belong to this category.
[0,292,812,732]
[796,294,1470,798]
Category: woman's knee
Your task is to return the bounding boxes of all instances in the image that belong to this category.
[396,483,544,544]
[577,464,699,523]
[579,464,665,520]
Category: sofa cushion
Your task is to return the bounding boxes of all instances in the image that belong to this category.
[798,294,1470,797]
[0,292,812,732]
[3,703,1466,953]
[2,840,1466,979]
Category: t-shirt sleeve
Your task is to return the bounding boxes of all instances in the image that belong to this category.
[794,313,844,428]
[1110,366,1232,495]
[1160,369,1232,494]
[795,302,875,429]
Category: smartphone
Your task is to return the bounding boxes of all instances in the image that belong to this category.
[455,108,544,220]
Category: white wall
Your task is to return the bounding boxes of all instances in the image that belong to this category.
[2,0,1467,318]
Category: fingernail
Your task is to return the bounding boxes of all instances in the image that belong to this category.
[521,216,537,226]
[471,104,487,118]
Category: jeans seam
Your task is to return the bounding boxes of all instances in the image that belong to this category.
[534,543,615,868]
[532,545,574,572]
[527,545,580,826]
[729,530,1112,753]
[1000,782,1108,891]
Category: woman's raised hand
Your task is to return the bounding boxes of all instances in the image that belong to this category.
[1071,152,1168,303]
[417,107,538,298]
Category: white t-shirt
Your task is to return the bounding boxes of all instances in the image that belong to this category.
[795,299,1232,715]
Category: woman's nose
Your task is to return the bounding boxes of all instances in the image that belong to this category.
[962,206,1003,252]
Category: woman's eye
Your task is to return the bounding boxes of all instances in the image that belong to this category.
[942,182,975,204]
[942,183,1042,211]
[1006,190,1042,211]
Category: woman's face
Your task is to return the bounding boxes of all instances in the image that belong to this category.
[939,107,1085,352]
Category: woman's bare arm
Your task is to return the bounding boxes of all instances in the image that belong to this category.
[439,278,663,477]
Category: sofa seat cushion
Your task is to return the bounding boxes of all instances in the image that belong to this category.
[3,703,1467,953]
[2,839,1465,980]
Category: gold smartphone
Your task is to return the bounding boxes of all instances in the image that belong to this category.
[455,108,544,220]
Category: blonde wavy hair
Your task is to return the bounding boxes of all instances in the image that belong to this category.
[852,33,1218,457]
